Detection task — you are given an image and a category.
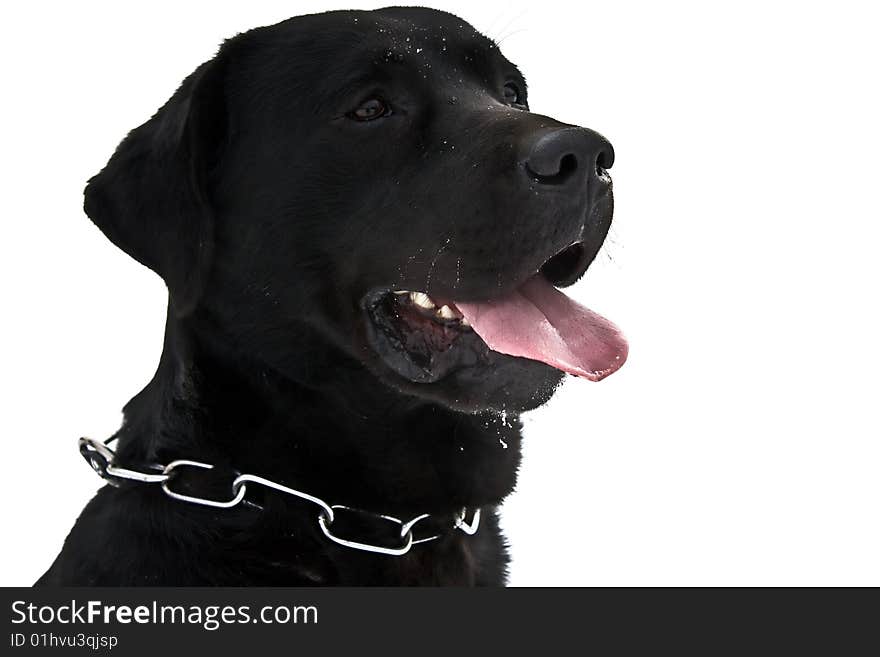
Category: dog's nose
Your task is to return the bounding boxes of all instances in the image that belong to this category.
[525,127,614,186]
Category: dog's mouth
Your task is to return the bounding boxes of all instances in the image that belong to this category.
[363,242,628,384]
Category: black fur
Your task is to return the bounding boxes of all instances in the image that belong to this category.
[38,7,615,586]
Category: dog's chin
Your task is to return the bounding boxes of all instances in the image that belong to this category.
[359,284,566,414]
[364,339,565,414]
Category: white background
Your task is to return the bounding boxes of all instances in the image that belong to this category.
[1,1,877,586]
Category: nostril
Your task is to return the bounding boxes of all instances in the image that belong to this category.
[595,148,614,177]
[559,153,578,180]
[527,152,578,186]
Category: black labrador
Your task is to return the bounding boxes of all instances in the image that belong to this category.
[38,7,627,586]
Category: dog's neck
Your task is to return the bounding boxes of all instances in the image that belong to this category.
[111,307,522,517]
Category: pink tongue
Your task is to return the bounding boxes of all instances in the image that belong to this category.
[454,275,628,381]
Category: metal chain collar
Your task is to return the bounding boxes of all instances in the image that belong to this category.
[78,436,480,557]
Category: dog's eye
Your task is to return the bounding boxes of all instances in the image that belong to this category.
[348,98,391,121]
[503,82,523,106]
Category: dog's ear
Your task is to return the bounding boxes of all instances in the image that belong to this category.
[84,56,227,315]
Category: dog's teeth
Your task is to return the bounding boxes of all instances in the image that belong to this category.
[410,292,436,309]
[393,290,409,296]
[460,316,471,327]
[437,305,458,320]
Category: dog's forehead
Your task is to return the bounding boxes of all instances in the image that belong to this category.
[364,19,521,98]
[344,12,500,70]
[326,9,506,79]
[364,10,492,52]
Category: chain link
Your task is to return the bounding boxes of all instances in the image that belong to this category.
[78,436,480,556]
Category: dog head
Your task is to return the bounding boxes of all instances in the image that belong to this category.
[85,8,627,413]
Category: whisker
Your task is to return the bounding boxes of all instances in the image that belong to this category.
[493,8,529,45]
[496,27,529,48]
